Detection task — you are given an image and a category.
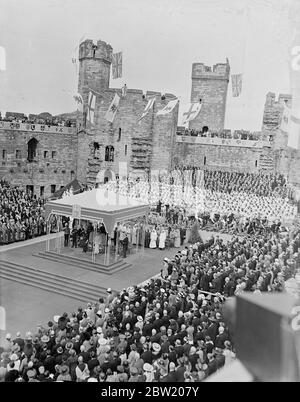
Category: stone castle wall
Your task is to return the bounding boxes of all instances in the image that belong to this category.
[0,128,77,197]
[189,61,230,132]
[173,142,266,173]
[262,92,300,186]
[79,88,178,185]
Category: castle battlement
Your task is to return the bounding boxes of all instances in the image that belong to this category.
[78,39,113,63]
[192,60,230,81]
[265,92,292,107]
[104,88,177,99]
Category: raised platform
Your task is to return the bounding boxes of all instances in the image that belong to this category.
[35,249,131,275]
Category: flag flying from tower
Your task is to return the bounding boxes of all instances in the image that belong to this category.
[73,93,84,113]
[105,93,120,123]
[112,52,122,79]
[231,74,242,97]
[181,102,202,125]
[280,104,291,132]
[157,98,179,116]
[138,97,155,121]
[87,91,96,124]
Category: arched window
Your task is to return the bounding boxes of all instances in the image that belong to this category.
[27,138,38,162]
[71,170,75,180]
[255,160,258,167]
[105,146,114,162]
[118,128,121,142]
[204,156,206,166]
[202,126,209,134]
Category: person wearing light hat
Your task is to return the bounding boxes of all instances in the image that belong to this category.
[41,334,50,344]
[8,353,21,372]
[135,316,144,331]
[57,365,72,382]
[105,288,114,308]
[143,362,155,382]
[128,366,139,382]
[151,342,161,360]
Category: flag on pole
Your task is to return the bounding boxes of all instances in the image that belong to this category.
[73,93,84,113]
[87,91,96,124]
[112,52,122,79]
[0,46,6,71]
[157,98,179,116]
[182,102,202,125]
[138,97,155,121]
[231,74,242,97]
[105,93,120,123]
[280,104,291,132]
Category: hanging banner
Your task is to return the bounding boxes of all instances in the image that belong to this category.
[157,98,179,116]
[87,91,96,124]
[182,102,202,125]
[72,204,81,219]
[73,93,84,113]
[280,104,291,132]
[112,52,122,79]
[138,97,155,122]
[105,93,120,123]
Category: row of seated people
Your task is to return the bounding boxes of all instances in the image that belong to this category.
[1,216,298,382]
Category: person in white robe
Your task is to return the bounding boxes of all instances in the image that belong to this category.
[149,228,158,249]
[158,228,167,250]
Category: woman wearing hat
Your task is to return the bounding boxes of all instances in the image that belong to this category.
[75,356,90,382]
[57,365,72,382]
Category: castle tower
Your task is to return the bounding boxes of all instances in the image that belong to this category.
[189,59,230,132]
[78,39,113,105]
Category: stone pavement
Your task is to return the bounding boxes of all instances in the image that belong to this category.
[0,230,233,344]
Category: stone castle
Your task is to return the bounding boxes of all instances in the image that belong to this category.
[0,37,299,197]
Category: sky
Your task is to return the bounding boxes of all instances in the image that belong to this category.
[0,0,295,130]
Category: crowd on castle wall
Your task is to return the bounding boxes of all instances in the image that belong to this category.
[1,217,299,382]
[177,128,269,141]
[0,112,76,127]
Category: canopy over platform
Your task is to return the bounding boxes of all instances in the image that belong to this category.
[44,188,150,234]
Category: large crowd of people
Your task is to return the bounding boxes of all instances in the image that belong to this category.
[1,204,299,381]
[0,169,299,382]
[0,180,48,244]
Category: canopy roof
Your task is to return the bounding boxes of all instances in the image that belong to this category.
[45,188,149,234]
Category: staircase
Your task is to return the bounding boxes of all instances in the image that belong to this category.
[86,157,102,187]
[35,250,131,275]
[0,259,114,303]
[259,151,275,172]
